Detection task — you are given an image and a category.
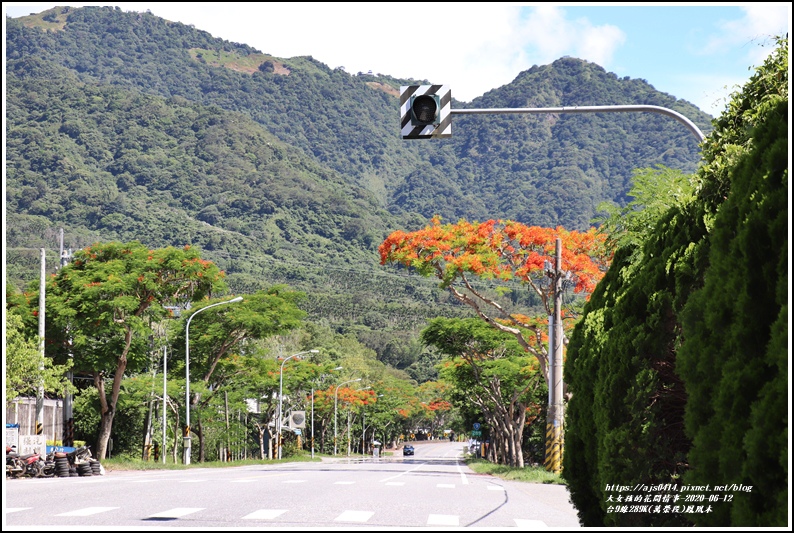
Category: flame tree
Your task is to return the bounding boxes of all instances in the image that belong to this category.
[379,217,610,390]
[46,241,225,460]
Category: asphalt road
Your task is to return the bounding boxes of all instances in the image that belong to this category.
[4,440,581,529]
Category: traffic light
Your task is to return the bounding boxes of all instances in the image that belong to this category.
[400,85,451,139]
[288,411,306,429]
[410,94,441,126]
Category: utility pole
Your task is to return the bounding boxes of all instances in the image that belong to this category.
[59,228,75,447]
[544,239,565,473]
[36,248,46,439]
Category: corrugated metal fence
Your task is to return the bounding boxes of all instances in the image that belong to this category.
[5,397,63,442]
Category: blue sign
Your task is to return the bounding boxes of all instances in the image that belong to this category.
[47,445,76,454]
[473,423,481,430]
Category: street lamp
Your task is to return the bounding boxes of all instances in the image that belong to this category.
[363,394,384,457]
[312,366,342,459]
[185,296,243,465]
[349,386,371,456]
[277,349,319,459]
[334,378,361,455]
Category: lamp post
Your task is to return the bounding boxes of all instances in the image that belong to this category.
[278,349,319,460]
[184,296,243,465]
[334,378,361,456]
[349,386,371,456]
[363,394,383,457]
[312,366,342,459]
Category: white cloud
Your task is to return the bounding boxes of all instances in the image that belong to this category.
[518,6,626,68]
[706,3,790,65]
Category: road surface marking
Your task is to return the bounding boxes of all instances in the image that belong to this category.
[147,507,204,518]
[456,460,470,485]
[380,461,427,482]
[334,481,355,484]
[437,483,455,488]
[514,519,549,527]
[335,510,374,522]
[5,508,31,513]
[428,514,459,526]
[242,509,288,520]
[56,507,119,516]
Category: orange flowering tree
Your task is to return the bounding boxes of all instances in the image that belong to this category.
[335,386,377,453]
[47,241,226,460]
[379,217,611,387]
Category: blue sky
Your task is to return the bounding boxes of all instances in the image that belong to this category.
[3,3,791,117]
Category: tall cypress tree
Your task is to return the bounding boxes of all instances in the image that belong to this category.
[677,40,788,525]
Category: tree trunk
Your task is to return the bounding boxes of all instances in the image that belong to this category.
[93,327,132,460]
[96,409,114,460]
[170,406,180,464]
[142,397,154,461]
[197,414,205,462]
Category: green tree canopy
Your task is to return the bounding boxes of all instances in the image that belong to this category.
[5,312,74,403]
[47,241,227,459]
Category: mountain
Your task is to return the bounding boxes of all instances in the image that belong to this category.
[4,6,713,370]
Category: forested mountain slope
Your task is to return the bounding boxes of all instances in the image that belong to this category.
[5,6,713,370]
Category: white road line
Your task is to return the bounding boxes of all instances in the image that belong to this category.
[514,518,549,527]
[428,514,459,526]
[385,481,405,486]
[334,510,374,522]
[56,507,119,517]
[456,459,470,485]
[437,483,455,488]
[334,481,355,485]
[147,507,204,518]
[380,461,428,482]
[5,508,31,514]
[242,509,288,520]
[177,479,204,483]
[230,478,257,482]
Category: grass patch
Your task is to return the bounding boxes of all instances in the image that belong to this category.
[465,458,566,485]
[102,452,321,472]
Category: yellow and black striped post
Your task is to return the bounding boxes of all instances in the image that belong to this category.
[544,417,563,473]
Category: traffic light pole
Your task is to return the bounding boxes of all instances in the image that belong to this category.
[451,104,705,142]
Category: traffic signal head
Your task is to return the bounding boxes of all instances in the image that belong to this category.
[289,411,306,429]
[410,94,441,126]
[400,85,451,139]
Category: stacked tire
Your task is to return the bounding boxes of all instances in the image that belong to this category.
[90,459,101,476]
[76,462,93,477]
[54,452,70,478]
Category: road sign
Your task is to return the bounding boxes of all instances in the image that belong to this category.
[473,422,481,430]
[471,430,481,437]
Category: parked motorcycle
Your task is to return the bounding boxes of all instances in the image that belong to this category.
[6,445,25,478]
[6,445,47,478]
